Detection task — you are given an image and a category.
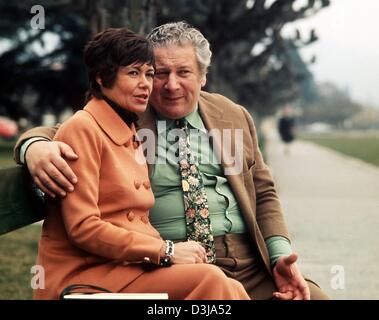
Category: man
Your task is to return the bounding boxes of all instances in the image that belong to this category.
[14,22,328,300]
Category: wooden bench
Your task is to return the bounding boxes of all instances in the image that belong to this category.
[0,165,168,299]
[0,165,45,236]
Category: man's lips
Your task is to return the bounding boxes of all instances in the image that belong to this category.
[163,96,183,101]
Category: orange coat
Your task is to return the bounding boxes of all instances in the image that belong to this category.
[34,99,164,299]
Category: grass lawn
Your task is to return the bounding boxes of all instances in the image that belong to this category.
[0,139,16,168]
[0,139,42,299]
[0,224,41,299]
[301,132,379,167]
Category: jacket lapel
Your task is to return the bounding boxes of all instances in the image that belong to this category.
[137,106,158,177]
[198,96,236,171]
[199,93,271,270]
[198,93,244,185]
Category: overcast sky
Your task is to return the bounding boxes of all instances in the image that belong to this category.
[285,0,379,109]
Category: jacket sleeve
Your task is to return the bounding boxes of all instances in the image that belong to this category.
[55,118,164,265]
[241,108,290,241]
[13,125,60,163]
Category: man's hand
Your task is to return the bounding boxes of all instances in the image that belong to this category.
[272,252,311,300]
[171,241,207,264]
[25,140,78,198]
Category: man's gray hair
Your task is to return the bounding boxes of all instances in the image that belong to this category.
[147,21,212,75]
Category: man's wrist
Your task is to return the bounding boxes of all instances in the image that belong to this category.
[265,236,292,268]
[20,137,50,164]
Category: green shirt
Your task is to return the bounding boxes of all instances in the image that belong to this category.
[147,107,292,266]
[149,107,247,241]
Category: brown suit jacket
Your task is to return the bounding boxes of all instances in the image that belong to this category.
[15,91,290,276]
[138,91,290,272]
[32,98,164,299]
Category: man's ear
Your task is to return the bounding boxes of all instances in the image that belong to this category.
[201,74,207,87]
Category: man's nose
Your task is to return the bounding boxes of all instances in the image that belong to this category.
[164,74,180,90]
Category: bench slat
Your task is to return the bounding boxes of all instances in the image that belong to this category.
[0,165,45,235]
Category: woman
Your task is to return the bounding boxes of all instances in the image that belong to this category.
[35,28,250,300]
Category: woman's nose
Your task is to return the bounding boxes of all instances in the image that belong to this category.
[139,75,151,88]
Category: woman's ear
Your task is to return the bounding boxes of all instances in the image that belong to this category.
[96,76,102,87]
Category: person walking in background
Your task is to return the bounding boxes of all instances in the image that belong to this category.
[278,106,296,155]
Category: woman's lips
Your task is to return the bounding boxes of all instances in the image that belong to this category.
[134,94,149,103]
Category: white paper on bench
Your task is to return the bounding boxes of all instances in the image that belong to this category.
[63,292,169,300]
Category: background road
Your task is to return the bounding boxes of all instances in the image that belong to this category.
[263,119,379,300]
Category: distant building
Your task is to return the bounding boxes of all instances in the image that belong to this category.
[343,108,379,130]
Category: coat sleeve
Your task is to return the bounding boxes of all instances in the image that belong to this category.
[241,108,290,241]
[54,117,164,265]
[13,125,60,163]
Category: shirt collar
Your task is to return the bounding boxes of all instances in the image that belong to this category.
[156,105,207,134]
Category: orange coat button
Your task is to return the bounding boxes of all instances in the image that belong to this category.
[134,180,141,189]
[141,216,149,224]
[127,211,135,221]
[143,181,151,189]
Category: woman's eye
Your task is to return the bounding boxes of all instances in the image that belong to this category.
[129,71,138,76]
[146,72,155,78]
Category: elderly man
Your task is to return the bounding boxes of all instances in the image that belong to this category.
[14,22,328,300]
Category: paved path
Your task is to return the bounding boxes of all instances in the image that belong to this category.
[262,119,379,300]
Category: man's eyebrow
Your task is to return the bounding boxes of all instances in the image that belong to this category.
[177,66,192,70]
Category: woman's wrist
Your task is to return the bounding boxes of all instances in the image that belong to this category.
[159,240,174,267]
[160,241,166,258]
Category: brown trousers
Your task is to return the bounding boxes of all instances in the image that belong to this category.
[120,263,250,300]
[214,233,330,300]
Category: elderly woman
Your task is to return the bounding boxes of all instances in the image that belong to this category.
[34,28,249,300]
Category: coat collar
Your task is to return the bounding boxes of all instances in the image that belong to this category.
[198,91,233,132]
[84,98,136,145]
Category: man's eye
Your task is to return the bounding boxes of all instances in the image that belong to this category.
[155,71,168,77]
[179,70,190,75]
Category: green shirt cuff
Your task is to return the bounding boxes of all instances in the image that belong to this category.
[265,236,292,267]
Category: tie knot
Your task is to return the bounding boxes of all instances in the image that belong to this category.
[175,118,187,129]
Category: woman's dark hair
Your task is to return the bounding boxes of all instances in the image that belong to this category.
[84,28,155,102]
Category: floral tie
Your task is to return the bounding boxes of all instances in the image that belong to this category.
[176,118,216,263]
